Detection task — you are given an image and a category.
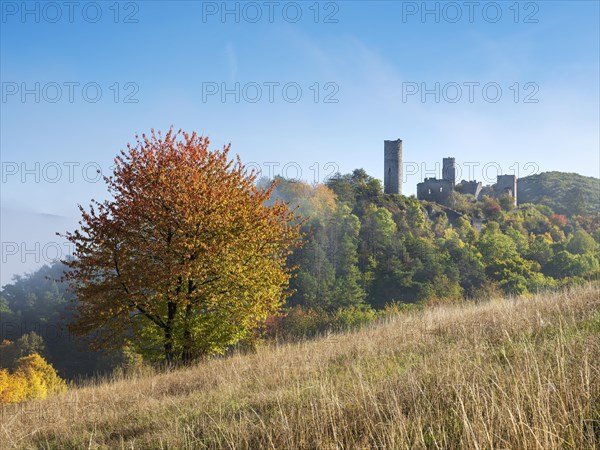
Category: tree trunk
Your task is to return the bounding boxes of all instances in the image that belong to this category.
[164,301,177,364]
[182,303,193,363]
[181,278,195,363]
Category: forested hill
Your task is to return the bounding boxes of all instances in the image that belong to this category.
[2,169,599,380]
[518,171,600,215]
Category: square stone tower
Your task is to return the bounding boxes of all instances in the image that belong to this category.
[384,139,402,194]
[442,157,456,188]
[496,174,518,207]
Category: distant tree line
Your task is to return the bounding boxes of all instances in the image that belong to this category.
[277,170,599,308]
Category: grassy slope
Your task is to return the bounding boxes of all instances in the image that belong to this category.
[2,286,599,449]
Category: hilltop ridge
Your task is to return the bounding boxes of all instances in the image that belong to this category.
[518,171,600,215]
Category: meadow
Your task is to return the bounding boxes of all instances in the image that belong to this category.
[2,285,598,449]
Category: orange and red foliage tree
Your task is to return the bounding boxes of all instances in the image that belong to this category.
[63,130,303,363]
[549,213,568,228]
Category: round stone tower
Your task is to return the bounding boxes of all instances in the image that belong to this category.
[442,157,456,188]
[384,139,402,195]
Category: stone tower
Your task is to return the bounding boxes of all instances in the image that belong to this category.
[442,157,456,188]
[384,139,402,195]
[496,175,518,207]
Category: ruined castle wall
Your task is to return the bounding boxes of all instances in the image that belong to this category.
[417,178,453,203]
[457,180,482,199]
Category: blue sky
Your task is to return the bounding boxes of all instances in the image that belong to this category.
[1,0,599,285]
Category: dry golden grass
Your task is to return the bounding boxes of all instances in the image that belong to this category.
[1,285,599,449]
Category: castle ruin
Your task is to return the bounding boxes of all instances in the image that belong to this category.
[415,157,458,203]
[382,139,517,207]
[416,155,517,207]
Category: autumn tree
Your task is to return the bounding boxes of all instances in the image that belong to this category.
[14,353,67,401]
[63,130,303,363]
[0,349,66,403]
[482,196,502,219]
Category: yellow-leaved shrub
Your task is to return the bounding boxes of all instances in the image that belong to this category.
[0,353,66,403]
[0,368,28,403]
